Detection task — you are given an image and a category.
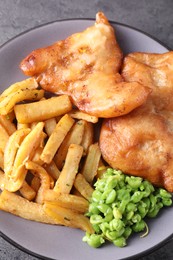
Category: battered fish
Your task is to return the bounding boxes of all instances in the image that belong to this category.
[20,12,150,118]
[100,51,173,192]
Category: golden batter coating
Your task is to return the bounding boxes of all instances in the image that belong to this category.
[100,51,173,192]
[20,12,150,118]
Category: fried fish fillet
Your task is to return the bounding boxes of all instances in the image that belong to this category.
[100,51,173,192]
[20,12,150,118]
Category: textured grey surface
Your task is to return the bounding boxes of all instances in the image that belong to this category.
[0,0,173,259]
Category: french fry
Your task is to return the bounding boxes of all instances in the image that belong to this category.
[6,111,15,122]
[25,161,51,204]
[0,149,4,170]
[40,114,75,164]
[44,118,57,136]
[0,190,59,224]
[0,115,16,135]
[74,173,94,201]
[44,160,61,180]
[17,123,30,130]
[0,89,44,115]
[0,78,38,103]
[81,143,101,184]
[54,144,83,194]
[44,202,94,233]
[0,170,5,190]
[30,175,40,192]
[4,128,30,175]
[32,147,44,165]
[19,180,36,201]
[0,123,9,152]
[54,120,85,169]
[69,109,98,123]
[81,122,94,156]
[44,189,89,213]
[5,122,44,192]
[96,159,108,179]
[14,95,72,123]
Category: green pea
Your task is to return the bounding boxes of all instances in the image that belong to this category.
[82,233,105,248]
[123,227,132,239]
[94,179,106,192]
[117,189,130,201]
[109,219,124,232]
[92,190,103,203]
[126,211,134,220]
[100,222,110,233]
[131,191,143,203]
[104,208,113,222]
[132,213,141,223]
[89,203,100,214]
[92,224,101,233]
[143,197,151,209]
[106,177,118,190]
[126,176,142,189]
[97,204,111,214]
[106,229,124,241]
[90,214,103,225]
[101,189,112,200]
[132,220,146,232]
[138,204,148,218]
[159,188,172,199]
[126,202,136,212]
[113,207,122,219]
[147,206,160,218]
[149,194,157,209]
[162,198,172,206]
[106,189,116,204]
[113,237,126,247]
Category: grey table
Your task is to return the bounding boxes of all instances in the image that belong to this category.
[0,0,173,259]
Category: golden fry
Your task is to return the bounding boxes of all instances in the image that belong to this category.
[0,149,4,170]
[0,124,9,152]
[5,122,44,192]
[54,120,85,169]
[74,173,94,201]
[69,109,98,123]
[0,78,38,102]
[4,128,30,175]
[0,115,16,135]
[40,114,75,164]
[44,160,60,180]
[19,181,36,201]
[30,175,40,192]
[81,122,94,155]
[0,190,59,224]
[44,118,57,136]
[54,144,83,194]
[81,143,101,184]
[0,89,44,115]
[44,202,94,233]
[44,189,89,213]
[25,161,51,204]
[14,95,72,123]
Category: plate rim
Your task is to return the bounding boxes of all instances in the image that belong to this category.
[0,17,172,260]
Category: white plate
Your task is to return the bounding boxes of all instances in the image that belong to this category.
[0,19,172,260]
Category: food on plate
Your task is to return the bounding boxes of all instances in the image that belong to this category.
[0,12,173,250]
[100,51,173,192]
[20,12,150,118]
[83,169,172,248]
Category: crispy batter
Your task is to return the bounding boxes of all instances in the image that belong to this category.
[20,12,150,118]
[100,51,173,192]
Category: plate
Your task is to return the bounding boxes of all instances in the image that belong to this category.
[0,19,172,260]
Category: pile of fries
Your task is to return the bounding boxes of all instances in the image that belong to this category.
[0,78,106,234]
